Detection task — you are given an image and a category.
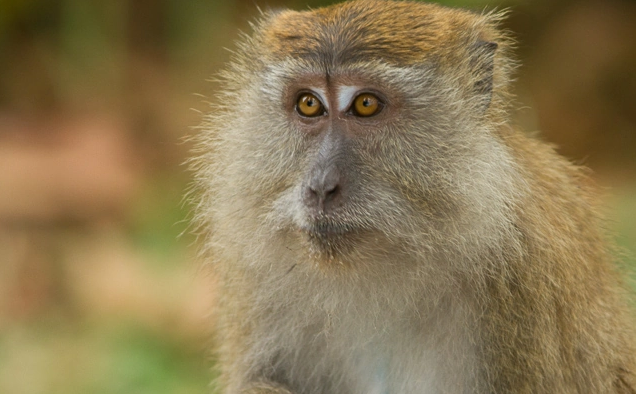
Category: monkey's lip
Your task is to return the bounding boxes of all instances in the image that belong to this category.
[298,220,358,237]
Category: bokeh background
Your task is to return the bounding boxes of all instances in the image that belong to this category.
[0,0,635,393]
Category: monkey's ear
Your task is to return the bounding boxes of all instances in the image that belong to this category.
[469,40,498,111]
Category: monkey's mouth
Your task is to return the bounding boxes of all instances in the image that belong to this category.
[301,221,355,237]
[297,216,366,257]
[299,213,361,237]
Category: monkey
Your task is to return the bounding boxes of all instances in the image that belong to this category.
[191,0,636,393]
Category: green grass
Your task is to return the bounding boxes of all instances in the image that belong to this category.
[85,325,213,394]
[0,319,214,394]
[610,188,636,288]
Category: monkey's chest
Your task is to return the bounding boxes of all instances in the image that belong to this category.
[270,308,476,394]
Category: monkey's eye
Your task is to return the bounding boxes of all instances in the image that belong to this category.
[352,93,382,117]
[296,93,325,117]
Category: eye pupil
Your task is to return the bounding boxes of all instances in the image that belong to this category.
[353,93,381,117]
[297,93,324,117]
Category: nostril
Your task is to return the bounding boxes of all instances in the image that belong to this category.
[324,184,340,201]
[307,185,319,198]
[303,185,319,207]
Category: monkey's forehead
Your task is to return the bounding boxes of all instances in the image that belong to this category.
[260,0,496,67]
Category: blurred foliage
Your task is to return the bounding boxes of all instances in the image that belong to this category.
[127,175,193,268]
[0,318,214,394]
[0,0,634,393]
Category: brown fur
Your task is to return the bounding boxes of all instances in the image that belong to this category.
[192,1,636,393]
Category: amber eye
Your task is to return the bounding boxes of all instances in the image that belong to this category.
[352,93,381,117]
[296,93,325,117]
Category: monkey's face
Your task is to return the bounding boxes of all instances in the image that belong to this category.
[209,1,517,267]
[255,64,474,263]
[273,67,418,260]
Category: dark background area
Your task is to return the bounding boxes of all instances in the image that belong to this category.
[0,0,634,393]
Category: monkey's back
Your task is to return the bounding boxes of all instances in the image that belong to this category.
[479,128,636,392]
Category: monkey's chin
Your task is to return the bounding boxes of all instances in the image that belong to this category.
[298,222,363,263]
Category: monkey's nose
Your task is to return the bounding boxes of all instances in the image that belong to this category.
[303,165,342,213]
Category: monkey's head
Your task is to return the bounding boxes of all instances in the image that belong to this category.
[200,0,520,270]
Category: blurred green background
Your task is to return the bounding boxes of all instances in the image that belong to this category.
[0,0,634,393]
